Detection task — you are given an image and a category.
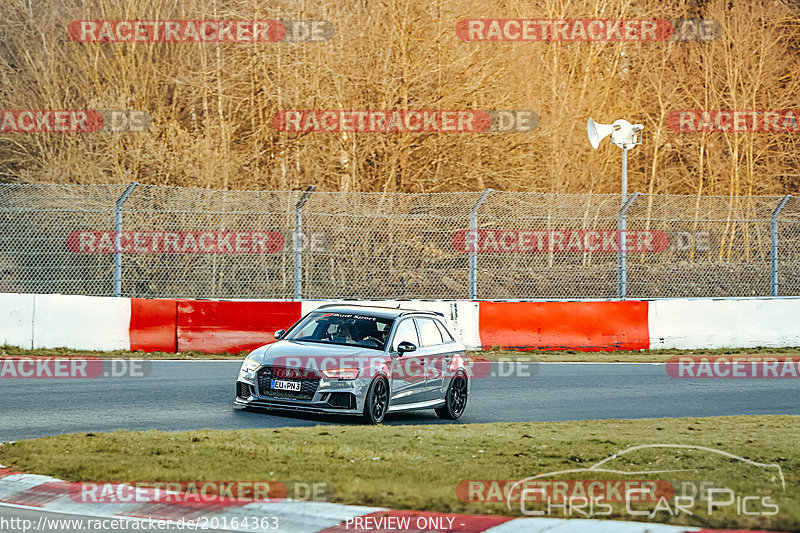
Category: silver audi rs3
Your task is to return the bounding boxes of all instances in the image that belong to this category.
[234,304,469,424]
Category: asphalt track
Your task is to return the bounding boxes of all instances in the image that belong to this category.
[1,361,797,442]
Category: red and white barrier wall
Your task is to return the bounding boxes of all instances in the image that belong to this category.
[1,293,799,353]
[648,298,800,349]
[0,294,131,351]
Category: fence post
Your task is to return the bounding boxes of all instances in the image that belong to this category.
[469,189,492,300]
[617,191,640,299]
[770,194,792,297]
[294,186,315,300]
[113,182,138,297]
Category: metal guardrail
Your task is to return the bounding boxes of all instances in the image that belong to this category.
[0,183,798,300]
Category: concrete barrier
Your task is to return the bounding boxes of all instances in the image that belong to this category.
[177,300,301,353]
[649,298,800,349]
[130,298,177,352]
[0,293,34,349]
[3,294,798,353]
[478,300,649,351]
[32,294,131,351]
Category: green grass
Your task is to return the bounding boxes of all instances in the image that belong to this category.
[4,344,800,363]
[1,416,797,531]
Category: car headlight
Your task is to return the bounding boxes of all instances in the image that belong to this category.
[321,368,360,380]
[239,358,260,383]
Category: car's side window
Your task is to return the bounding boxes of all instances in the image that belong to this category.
[391,319,420,351]
[416,317,444,346]
[294,321,321,339]
[434,319,455,342]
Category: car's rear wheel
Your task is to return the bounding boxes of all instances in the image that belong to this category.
[362,377,389,424]
[435,373,468,419]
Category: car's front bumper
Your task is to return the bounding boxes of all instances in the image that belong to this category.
[234,375,368,415]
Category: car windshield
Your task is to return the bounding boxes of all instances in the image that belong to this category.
[284,311,394,350]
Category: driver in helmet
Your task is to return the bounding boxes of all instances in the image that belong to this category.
[330,319,356,343]
[354,320,383,347]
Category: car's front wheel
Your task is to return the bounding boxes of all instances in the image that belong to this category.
[362,377,389,424]
[435,372,468,419]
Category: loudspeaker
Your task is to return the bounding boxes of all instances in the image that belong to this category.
[587,118,615,149]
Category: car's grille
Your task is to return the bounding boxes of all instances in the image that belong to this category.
[257,366,320,400]
[236,381,253,399]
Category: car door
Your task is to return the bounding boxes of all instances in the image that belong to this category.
[414,317,455,401]
[432,318,464,400]
[387,318,426,405]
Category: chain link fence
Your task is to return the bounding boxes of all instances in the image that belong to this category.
[0,183,798,299]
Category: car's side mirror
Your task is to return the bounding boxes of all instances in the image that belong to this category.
[397,341,416,355]
[273,329,286,340]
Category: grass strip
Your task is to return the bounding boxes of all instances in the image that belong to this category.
[1,415,797,530]
[4,345,800,363]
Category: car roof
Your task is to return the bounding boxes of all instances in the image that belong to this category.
[308,303,444,319]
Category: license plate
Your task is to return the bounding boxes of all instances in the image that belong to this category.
[271,379,301,392]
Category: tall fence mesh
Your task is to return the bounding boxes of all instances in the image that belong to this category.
[0,183,797,299]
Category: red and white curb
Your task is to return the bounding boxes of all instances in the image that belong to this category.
[0,467,777,533]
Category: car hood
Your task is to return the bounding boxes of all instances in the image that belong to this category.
[247,340,386,366]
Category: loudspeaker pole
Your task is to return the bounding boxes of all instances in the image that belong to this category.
[587,116,643,299]
[621,147,628,206]
[619,147,628,298]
